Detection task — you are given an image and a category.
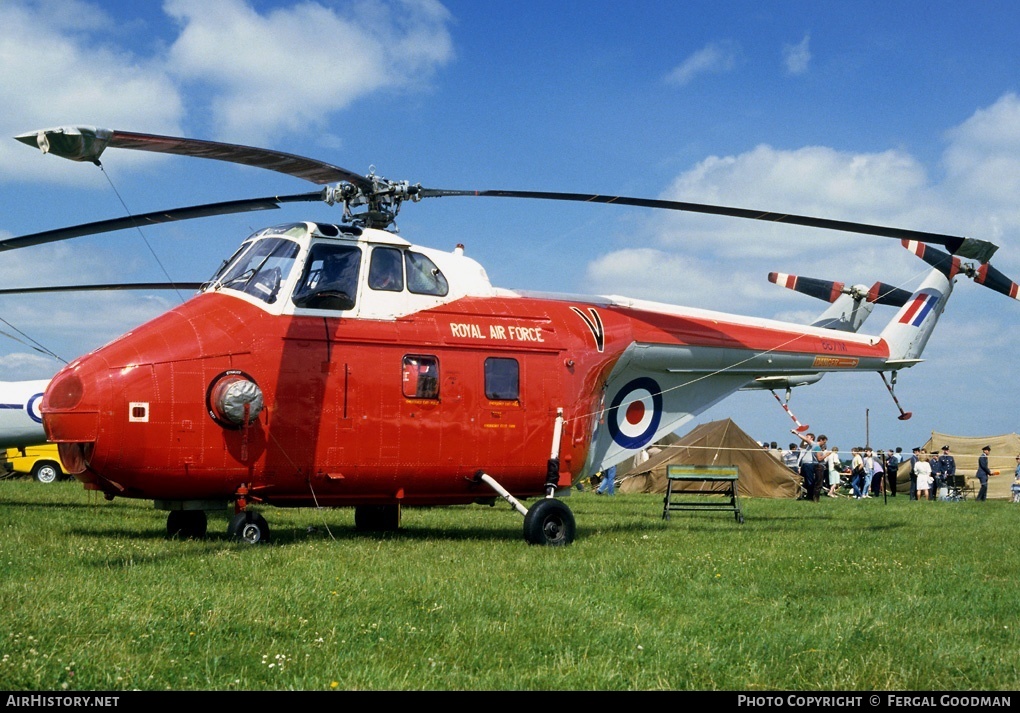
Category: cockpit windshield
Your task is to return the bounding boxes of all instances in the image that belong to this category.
[292,244,362,310]
[213,237,300,305]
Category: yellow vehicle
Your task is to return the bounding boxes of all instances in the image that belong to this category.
[6,445,68,484]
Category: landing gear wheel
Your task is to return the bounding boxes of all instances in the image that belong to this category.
[166,510,208,540]
[228,511,271,544]
[523,498,575,546]
[32,462,61,484]
[354,504,401,531]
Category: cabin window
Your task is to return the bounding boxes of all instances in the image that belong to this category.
[484,357,519,400]
[292,244,362,310]
[368,247,405,292]
[402,355,440,399]
[405,251,449,296]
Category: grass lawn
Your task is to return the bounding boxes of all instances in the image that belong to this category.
[1,479,1017,691]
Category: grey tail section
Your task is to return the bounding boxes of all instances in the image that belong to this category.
[810,285,874,332]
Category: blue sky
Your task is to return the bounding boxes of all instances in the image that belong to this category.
[1,0,1019,455]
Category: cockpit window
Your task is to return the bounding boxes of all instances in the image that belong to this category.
[369,247,405,292]
[292,244,362,311]
[405,251,449,296]
[214,237,299,305]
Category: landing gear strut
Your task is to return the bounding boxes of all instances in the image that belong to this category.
[473,471,576,546]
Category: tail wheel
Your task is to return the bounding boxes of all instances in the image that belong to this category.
[166,510,208,540]
[523,498,576,546]
[228,511,271,544]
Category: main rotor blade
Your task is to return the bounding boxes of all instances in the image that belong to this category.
[420,188,998,262]
[0,282,204,295]
[17,126,372,189]
[0,192,324,251]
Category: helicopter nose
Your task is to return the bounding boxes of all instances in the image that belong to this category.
[41,366,100,476]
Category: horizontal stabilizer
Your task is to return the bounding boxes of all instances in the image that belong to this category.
[883,359,924,370]
[741,374,824,390]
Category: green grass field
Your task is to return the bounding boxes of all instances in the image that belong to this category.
[1,479,1017,691]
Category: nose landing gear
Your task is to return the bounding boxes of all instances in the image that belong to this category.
[227,511,271,544]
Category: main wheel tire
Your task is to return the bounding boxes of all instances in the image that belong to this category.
[166,510,208,540]
[32,461,62,484]
[228,511,271,544]
[523,498,576,546]
[354,504,401,531]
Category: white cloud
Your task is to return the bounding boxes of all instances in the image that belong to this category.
[783,34,811,75]
[666,41,739,86]
[0,1,185,183]
[940,93,1020,241]
[0,0,456,182]
[584,93,1020,316]
[164,0,455,141]
[584,247,778,312]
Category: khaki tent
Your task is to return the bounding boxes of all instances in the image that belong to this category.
[917,431,1020,500]
[618,418,801,498]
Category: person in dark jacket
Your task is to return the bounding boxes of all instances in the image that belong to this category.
[936,445,956,499]
[976,445,994,501]
[885,447,901,496]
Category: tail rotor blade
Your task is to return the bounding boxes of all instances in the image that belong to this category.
[768,272,844,303]
[901,240,961,278]
[867,281,912,307]
[974,262,1020,300]
[903,238,1020,301]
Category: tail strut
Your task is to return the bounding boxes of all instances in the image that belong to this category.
[879,372,912,421]
[771,389,810,432]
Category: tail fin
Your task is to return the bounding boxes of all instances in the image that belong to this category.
[879,265,954,362]
[881,239,1020,362]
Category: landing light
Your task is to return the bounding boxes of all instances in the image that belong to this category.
[47,372,83,410]
[208,372,264,427]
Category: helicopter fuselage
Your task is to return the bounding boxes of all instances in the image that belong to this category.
[40,221,897,514]
[41,222,625,508]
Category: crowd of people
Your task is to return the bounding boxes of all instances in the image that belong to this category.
[773,435,899,501]
[586,435,1020,500]
[770,433,1010,502]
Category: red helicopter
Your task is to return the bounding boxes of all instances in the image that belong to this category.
[7,126,1017,545]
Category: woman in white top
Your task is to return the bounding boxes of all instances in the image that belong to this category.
[826,446,842,497]
[914,452,933,500]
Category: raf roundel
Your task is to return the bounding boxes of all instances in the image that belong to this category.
[606,377,663,450]
[27,392,44,424]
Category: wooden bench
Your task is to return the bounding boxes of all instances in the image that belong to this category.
[663,464,744,524]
